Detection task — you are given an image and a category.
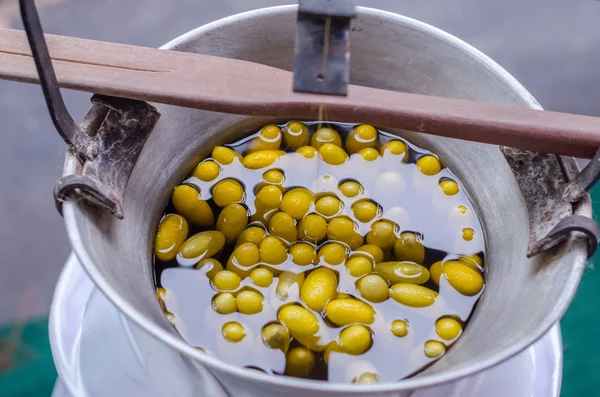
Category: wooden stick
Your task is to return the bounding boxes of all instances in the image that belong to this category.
[1,28,599,158]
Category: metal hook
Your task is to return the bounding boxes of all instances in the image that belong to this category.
[19,0,97,162]
[562,146,600,203]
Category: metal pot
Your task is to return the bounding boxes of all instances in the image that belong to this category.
[61,5,590,396]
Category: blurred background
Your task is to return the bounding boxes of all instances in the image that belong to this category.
[0,0,599,396]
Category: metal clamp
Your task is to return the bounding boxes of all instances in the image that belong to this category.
[293,0,356,95]
[54,95,159,218]
[523,147,600,258]
[19,0,159,218]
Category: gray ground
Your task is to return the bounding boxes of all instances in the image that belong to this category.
[1,0,599,324]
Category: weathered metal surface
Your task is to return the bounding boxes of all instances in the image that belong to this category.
[501,144,600,257]
[55,95,159,218]
[298,0,357,17]
[293,0,355,95]
[500,148,573,257]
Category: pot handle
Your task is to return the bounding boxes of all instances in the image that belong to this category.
[19,0,160,219]
[527,147,600,258]
[531,215,599,258]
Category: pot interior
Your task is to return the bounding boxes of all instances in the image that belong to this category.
[64,5,587,389]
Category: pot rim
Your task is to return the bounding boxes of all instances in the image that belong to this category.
[63,4,586,392]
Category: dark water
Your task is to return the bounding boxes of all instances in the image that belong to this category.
[154,121,485,383]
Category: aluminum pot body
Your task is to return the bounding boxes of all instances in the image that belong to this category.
[62,5,589,396]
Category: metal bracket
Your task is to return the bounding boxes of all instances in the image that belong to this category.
[20,0,160,218]
[293,0,356,95]
[55,95,159,218]
[511,146,600,258]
